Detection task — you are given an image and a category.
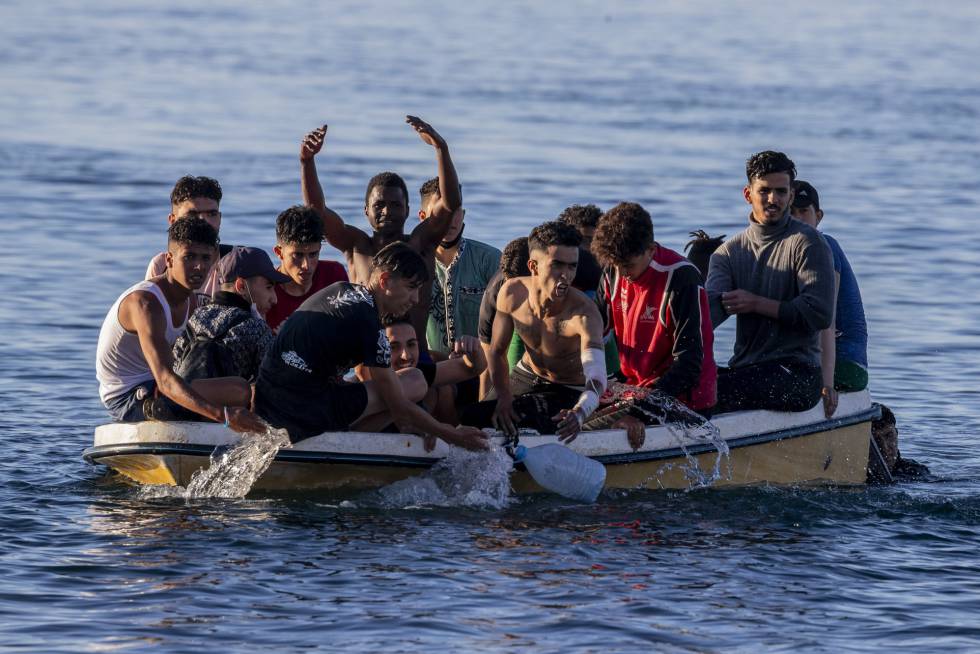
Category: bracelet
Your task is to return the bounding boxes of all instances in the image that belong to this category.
[223,406,230,428]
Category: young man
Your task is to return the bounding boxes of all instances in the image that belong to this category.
[254,242,488,450]
[558,204,604,296]
[299,117,462,354]
[475,221,607,442]
[145,176,231,300]
[96,218,265,432]
[705,151,835,413]
[265,205,348,331]
[790,180,869,417]
[172,246,288,384]
[418,177,501,358]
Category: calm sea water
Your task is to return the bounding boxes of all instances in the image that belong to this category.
[2,1,980,651]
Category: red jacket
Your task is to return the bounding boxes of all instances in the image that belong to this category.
[599,246,717,410]
[266,260,349,331]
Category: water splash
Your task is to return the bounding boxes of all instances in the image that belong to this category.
[137,426,291,500]
[371,445,514,509]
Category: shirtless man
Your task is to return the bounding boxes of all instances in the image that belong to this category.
[299,117,462,355]
[482,221,607,442]
[96,218,265,432]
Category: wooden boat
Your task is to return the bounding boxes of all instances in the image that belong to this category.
[83,390,880,492]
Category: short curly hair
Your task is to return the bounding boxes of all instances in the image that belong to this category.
[745,151,796,183]
[276,205,323,245]
[170,175,222,206]
[528,220,581,254]
[365,172,409,207]
[168,216,219,248]
[372,241,429,284]
[558,204,603,233]
[591,202,654,267]
[500,237,530,279]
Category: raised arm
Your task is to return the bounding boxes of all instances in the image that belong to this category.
[123,293,263,432]
[406,116,462,247]
[300,125,363,253]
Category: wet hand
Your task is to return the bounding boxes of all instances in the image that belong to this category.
[491,396,520,437]
[612,415,646,451]
[445,425,490,451]
[224,407,269,434]
[300,125,327,161]
[722,289,759,315]
[406,115,446,149]
[821,385,839,418]
[422,434,437,453]
[553,408,583,443]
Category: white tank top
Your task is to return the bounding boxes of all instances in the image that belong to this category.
[95,281,189,404]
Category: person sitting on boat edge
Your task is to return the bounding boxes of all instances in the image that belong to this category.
[300,116,463,357]
[145,175,233,302]
[253,242,488,450]
[172,246,287,388]
[706,151,835,413]
[591,202,717,448]
[96,218,265,432]
[789,180,869,418]
[357,315,487,436]
[463,221,607,442]
[265,205,348,331]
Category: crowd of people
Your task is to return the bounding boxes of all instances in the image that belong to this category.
[95,117,873,456]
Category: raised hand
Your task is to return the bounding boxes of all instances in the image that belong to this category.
[406,115,447,150]
[300,125,327,162]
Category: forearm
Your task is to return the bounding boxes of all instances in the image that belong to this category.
[156,369,222,422]
[819,326,836,387]
[435,145,461,211]
[301,158,346,242]
[488,352,512,402]
[393,400,457,440]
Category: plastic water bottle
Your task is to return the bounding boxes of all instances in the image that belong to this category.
[514,443,606,503]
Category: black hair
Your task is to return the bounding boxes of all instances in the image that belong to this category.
[528,220,581,253]
[558,204,603,233]
[276,205,323,245]
[419,177,462,202]
[745,151,796,183]
[372,241,429,284]
[170,175,222,206]
[684,230,726,283]
[382,314,415,330]
[364,172,409,207]
[591,203,654,267]
[168,216,219,248]
[500,237,531,279]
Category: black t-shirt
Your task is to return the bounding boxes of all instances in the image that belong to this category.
[573,247,602,294]
[255,282,390,435]
[478,271,507,345]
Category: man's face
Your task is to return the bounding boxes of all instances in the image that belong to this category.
[241,275,278,317]
[274,242,321,286]
[744,173,793,225]
[790,204,823,229]
[169,197,221,233]
[386,323,419,371]
[530,245,578,301]
[377,273,422,317]
[420,196,465,243]
[166,242,217,291]
[614,246,655,282]
[365,185,409,234]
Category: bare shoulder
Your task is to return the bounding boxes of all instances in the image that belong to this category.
[497,277,529,312]
[566,288,601,320]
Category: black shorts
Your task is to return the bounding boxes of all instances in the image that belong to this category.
[256,381,370,444]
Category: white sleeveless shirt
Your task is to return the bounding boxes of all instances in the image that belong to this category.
[95,281,189,404]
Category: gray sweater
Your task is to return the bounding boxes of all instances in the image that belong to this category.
[706,213,834,368]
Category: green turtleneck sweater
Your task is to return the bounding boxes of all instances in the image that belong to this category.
[706,212,834,368]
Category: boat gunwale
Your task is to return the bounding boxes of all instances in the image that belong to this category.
[82,405,881,468]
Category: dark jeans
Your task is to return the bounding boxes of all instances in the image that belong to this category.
[716,358,822,414]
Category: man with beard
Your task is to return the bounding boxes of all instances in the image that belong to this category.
[299,117,462,356]
[705,151,835,413]
[465,221,607,443]
[254,242,488,451]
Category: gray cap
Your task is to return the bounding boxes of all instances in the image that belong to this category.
[217,246,291,284]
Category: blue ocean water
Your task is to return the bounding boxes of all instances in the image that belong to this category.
[1,1,979,651]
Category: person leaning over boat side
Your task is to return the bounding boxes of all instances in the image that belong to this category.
[96,218,265,432]
[299,117,463,356]
[254,242,488,450]
[172,246,288,385]
[145,176,232,302]
[357,315,487,434]
[477,236,531,398]
[591,202,718,448]
[265,205,348,332]
[705,151,835,413]
[463,221,607,442]
[789,180,869,418]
